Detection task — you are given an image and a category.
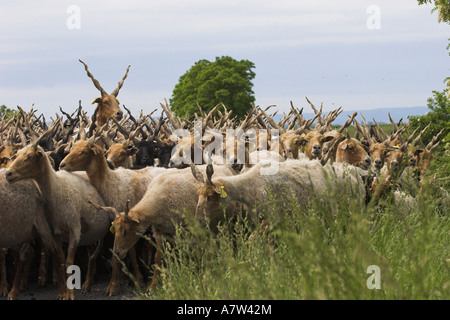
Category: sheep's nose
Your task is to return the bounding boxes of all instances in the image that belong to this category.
[391,160,399,169]
[115,110,123,120]
[374,159,382,167]
[59,162,66,169]
[4,170,12,179]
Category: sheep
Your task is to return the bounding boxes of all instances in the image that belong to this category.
[0,168,61,300]
[106,143,138,169]
[59,135,169,296]
[97,164,237,292]
[194,159,366,230]
[79,59,130,126]
[335,136,372,170]
[5,137,113,300]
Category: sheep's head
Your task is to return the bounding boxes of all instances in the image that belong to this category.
[106,143,138,168]
[280,131,306,159]
[385,146,407,174]
[0,145,13,168]
[79,60,130,126]
[156,138,176,168]
[169,134,194,168]
[302,130,334,160]
[88,200,141,260]
[112,209,142,260]
[369,142,389,171]
[5,123,57,182]
[5,146,46,183]
[191,164,235,231]
[336,137,371,169]
[59,139,103,171]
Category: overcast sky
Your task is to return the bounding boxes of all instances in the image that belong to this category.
[1,0,449,119]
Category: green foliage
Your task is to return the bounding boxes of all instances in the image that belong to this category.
[0,105,15,121]
[408,89,449,148]
[418,0,450,24]
[170,56,256,119]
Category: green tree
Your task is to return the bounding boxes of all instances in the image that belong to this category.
[418,0,450,95]
[0,105,15,121]
[418,0,450,24]
[170,56,256,119]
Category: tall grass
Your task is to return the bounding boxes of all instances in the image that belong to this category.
[128,163,449,300]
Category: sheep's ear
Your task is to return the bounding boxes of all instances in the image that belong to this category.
[127,145,139,156]
[322,135,334,143]
[190,163,204,182]
[214,185,228,198]
[340,143,348,150]
[36,149,45,157]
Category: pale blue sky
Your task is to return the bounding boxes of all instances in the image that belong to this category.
[0,0,449,119]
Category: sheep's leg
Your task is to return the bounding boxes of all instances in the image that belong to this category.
[51,237,69,300]
[0,248,9,297]
[37,247,49,287]
[106,256,124,296]
[128,247,144,288]
[18,244,35,290]
[81,239,103,293]
[146,232,163,292]
[64,229,80,300]
[7,243,32,300]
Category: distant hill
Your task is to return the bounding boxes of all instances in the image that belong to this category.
[272,106,429,126]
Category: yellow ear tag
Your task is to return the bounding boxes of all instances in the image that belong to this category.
[301,133,306,137]
[92,98,100,105]
[110,221,115,234]
[220,186,228,198]
[393,145,400,149]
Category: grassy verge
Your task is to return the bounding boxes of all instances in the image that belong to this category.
[135,169,449,300]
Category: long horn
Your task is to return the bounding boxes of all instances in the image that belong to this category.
[79,59,107,96]
[123,199,131,221]
[334,112,357,137]
[426,128,445,151]
[111,65,131,97]
[87,123,108,146]
[32,121,58,150]
[206,164,214,186]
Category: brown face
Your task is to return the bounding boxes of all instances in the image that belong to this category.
[281,132,305,159]
[94,94,123,126]
[385,149,405,173]
[59,140,97,171]
[112,213,141,259]
[196,184,223,228]
[4,147,45,183]
[369,143,388,170]
[106,144,138,168]
[336,138,371,169]
[303,131,334,160]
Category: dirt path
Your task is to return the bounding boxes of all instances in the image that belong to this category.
[0,277,140,300]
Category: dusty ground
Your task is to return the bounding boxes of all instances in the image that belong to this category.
[0,237,153,301]
[0,275,141,300]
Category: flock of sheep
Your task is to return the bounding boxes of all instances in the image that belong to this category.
[0,61,445,300]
